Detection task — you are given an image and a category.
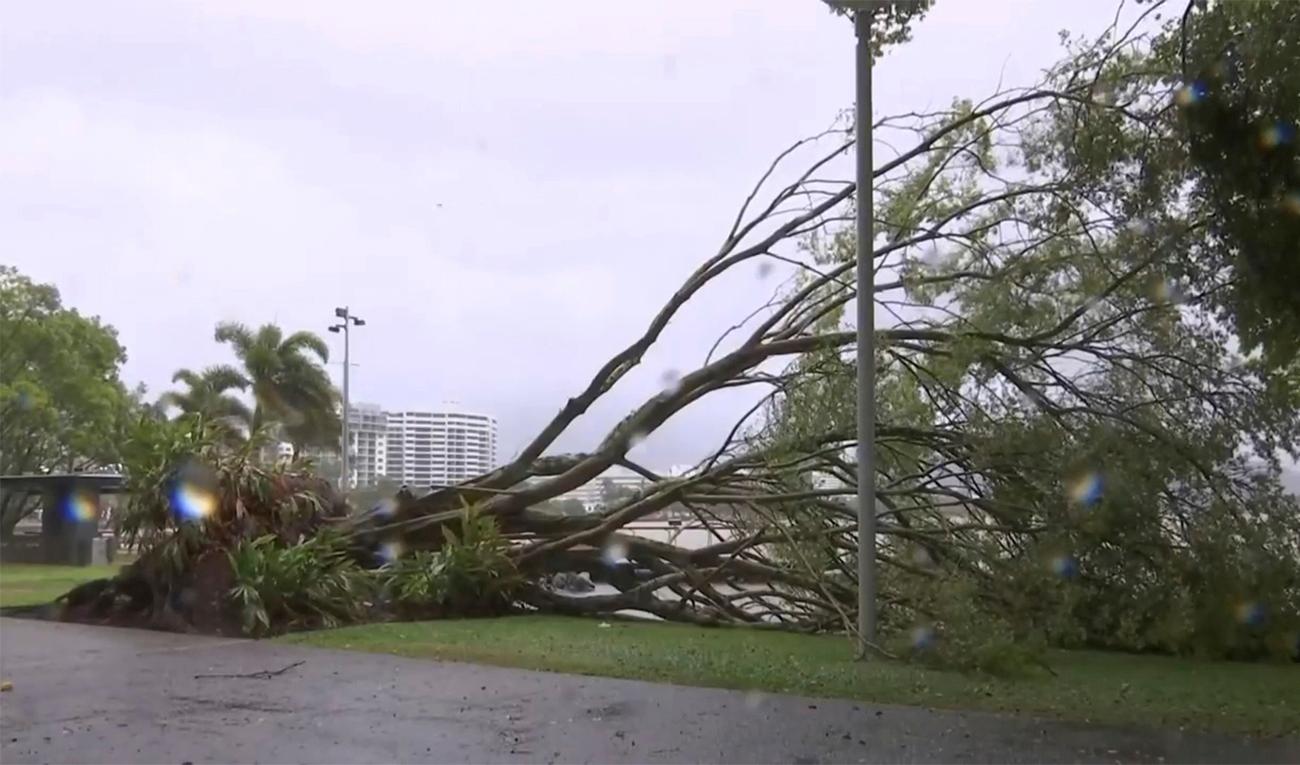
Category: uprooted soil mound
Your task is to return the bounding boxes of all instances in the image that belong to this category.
[49,551,244,636]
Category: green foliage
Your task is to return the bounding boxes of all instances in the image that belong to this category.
[823,0,935,62]
[158,366,252,445]
[1167,0,1300,363]
[213,321,341,454]
[346,477,402,514]
[228,531,372,636]
[751,0,1300,663]
[0,265,135,535]
[382,506,520,616]
[890,576,1049,678]
[114,410,348,625]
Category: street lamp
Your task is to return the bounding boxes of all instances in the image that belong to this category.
[329,307,365,490]
[825,0,877,657]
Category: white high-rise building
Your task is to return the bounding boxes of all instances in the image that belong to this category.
[384,404,498,488]
[346,403,389,489]
[342,402,497,489]
[553,465,653,512]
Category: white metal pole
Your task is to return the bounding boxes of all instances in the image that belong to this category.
[341,312,351,490]
[853,5,878,657]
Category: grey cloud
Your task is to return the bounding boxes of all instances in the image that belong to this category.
[2,0,1112,469]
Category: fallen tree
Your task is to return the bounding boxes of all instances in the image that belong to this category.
[46,0,1300,662]
[348,0,1300,660]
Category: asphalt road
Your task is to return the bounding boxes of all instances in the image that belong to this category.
[1,617,1296,764]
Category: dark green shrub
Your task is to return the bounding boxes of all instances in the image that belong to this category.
[383,506,520,617]
[227,531,373,636]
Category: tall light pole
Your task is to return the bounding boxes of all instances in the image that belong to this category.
[329,307,365,490]
[853,5,877,659]
[826,0,878,657]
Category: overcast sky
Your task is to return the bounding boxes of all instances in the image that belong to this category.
[3,0,1109,469]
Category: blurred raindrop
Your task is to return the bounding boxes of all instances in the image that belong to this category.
[601,538,630,568]
[168,461,219,523]
[920,246,948,269]
[372,497,398,518]
[1150,276,1186,306]
[910,625,936,651]
[1048,553,1079,580]
[910,546,936,570]
[1281,190,1300,217]
[15,390,34,410]
[1235,601,1267,628]
[1257,120,1295,151]
[1079,295,1105,321]
[1174,80,1208,108]
[377,539,405,564]
[660,369,682,396]
[281,407,306,427]
[1066,471,1104,508]
[757,260,774,279]
[743,690,766,710]
[1018,387,1048,412]
[1126,218,1154,237]
[627,427,648,450]
[61,490,98,524]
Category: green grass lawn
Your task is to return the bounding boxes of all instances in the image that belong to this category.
[0,563,120,607]
[281,614,1300,737]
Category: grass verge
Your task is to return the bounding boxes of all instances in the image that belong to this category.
[0,563,120,608]
[280,614,1300,737]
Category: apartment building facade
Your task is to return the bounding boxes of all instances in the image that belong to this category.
[342,403,497,489]
[346,402,389,489]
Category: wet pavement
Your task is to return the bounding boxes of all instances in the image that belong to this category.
[1,617,1296,764]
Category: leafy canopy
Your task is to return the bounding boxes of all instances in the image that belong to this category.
[0,266,135,534]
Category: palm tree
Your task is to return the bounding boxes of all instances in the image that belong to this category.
[158,365,253,442]
[213,322,341,457]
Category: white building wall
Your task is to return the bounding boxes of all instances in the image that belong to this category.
[554,465,652,512]
[384,403,497,488]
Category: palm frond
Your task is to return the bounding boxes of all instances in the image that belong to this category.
[282,330,330,364]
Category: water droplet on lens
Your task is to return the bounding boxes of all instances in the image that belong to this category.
[1258,120,1295,151]
[1018,387,1047,412]
[743,690,765,710]
[601,538,630,568]
[378,540,405,564]
[61,490,99,524]
[1235,601,1267,628]
[1048,554,1079,580]
[168,461,219,523]
[1151,276,1186,306]
[1175,80,1207,108]
[1066,471,1104,508]
[1281,190,1300,217]
[757,261,773,279]
[921,247,947,269]
[659,369,681,396]
[1126,218,1154,237]
[910,625,936,651]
